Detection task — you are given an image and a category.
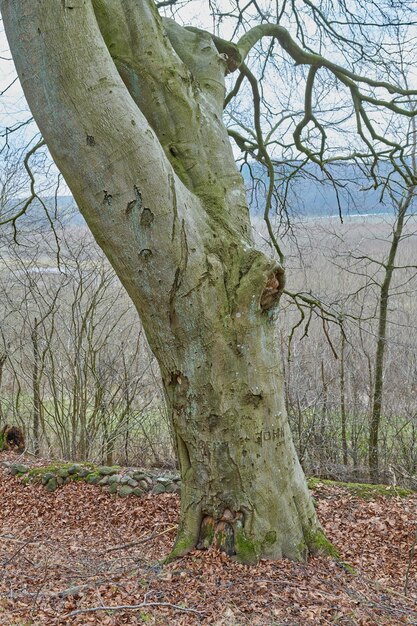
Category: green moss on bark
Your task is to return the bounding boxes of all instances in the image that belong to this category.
[263,530,277,545]
[234,526,259,564]
[165,529,197,562]
[304,528,339,558]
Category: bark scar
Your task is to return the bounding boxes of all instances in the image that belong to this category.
[169,172,178,241]
[126,185,143,215]
[260,268,285,311]
[140,207,154,227]
[139,248,152,261]
[103,190,112,206]
[169,220,189,323]
[1,424,25,452]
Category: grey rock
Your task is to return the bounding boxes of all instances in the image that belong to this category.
[108,482,118,494]
[156,476,172,485]
[67,464,82,475]
[99,476,109,486]
[118,485,133,497]
[132,471,148,481]
[120,476,137,487]
[97,466,119,476]
[166,482,181,494]
[152,483,167,494]
[107,474,122,484]
[133,488,144,497]
[85,474,100,484]
[10,464,29,475]
[42,472,56,485]
[139,479,150,491]
[57,468,69,478]
[78,468,91,478]
[46,477,58,492]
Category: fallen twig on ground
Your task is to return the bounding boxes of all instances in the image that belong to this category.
[103,525,177,554]
[404,526,417,596]
[65,600,207,618]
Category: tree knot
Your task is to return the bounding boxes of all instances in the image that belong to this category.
[260,268,285,311]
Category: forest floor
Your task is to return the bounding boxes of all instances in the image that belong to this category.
[0,451,416,625]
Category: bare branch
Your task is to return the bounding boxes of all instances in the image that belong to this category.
[236,23,417,98]
[0,138,46,240]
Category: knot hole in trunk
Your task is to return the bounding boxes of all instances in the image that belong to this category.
[0,425,25,452]
[260,268,285,311]
[198,510,244,556]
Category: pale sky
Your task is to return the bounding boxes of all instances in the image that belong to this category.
[0,24,28,129]
[1,2,417,188]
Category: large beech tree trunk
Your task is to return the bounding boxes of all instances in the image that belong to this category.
[1,0,326,562]
[166,316,320,561]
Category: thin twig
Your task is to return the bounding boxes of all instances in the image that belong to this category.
[66,600,206,618]
[103,525,177,554]
[1,538,39,566]
[404,526,417,596]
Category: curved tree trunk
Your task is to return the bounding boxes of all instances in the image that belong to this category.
[1,0,327,562]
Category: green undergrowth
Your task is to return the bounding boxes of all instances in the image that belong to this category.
[307,477,414,499]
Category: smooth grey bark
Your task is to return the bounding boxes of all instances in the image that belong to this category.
[1,0,326,562]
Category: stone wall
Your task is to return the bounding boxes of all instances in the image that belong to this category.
[1,461,181,497]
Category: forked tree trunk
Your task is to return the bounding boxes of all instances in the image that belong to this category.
[1,0,329,562]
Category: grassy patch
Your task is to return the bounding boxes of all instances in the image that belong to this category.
[308,477,414,499]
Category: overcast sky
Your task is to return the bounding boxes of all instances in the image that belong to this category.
[0,2,217,200]
[1,2,417,194]
[0,23,27,130]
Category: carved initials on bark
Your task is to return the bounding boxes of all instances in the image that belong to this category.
[256,427,285,444]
